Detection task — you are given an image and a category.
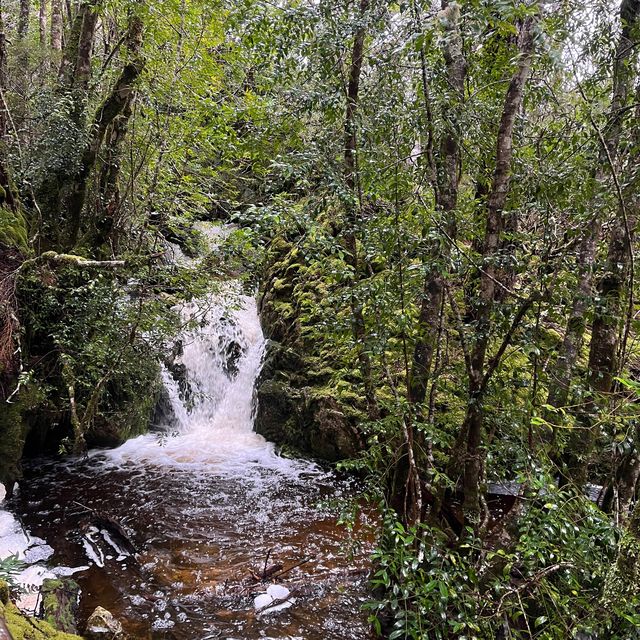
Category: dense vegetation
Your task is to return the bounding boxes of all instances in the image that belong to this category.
[1,0,640,637]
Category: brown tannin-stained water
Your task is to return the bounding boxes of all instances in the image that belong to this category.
[10,282,374,639]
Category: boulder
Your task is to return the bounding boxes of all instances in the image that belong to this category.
[41,579,80,634]
[85,607,125,640]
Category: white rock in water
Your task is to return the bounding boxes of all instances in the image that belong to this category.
[0,484,6,504]
[267,584,290,600]
[253,593,272,610]
[254,585,295,614]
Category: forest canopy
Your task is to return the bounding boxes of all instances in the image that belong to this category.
[1,0,640,638]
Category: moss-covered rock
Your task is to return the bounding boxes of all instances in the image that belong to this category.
[41,578,80,634]
[256,236,367,461]
[0,589,82,640]
[85,606,125,640]
[0,207,29,253]
[0,384,45,486]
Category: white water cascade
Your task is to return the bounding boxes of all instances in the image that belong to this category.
[106,283,300,474]
[104,223,310,476]
[8,227,371,640]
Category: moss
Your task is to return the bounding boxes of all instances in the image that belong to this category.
[0,580,9,605]
[41,578,79,634]
[1,600,82,640]
[88,358,161,447]
[257,233,366,462]
[0,384,45,485]
[0,207,29,252]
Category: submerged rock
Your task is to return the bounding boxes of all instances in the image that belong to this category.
[85,607,125,640]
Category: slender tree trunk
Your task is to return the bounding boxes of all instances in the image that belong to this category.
[342,0,377,417]
[546,218,599,412]
[408,0,465,405]
[64,11,144,248]
[459,16,537,524]
[560,0,640,485]
[18,0,31,39]
[39,0,47,46]
[0,5,17,212]
[58,0,100,92]
[50,0,62,50]
[0,5,7,142]
[93,12,144,249]
[37,0,101,246]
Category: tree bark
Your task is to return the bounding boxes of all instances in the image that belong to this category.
[545,218,599,412]
[18,0,31,40]
[342,0,377,417]
[58,0,100,92]
[459,16,536,525]
[64,11,144,247]
[50,0,63,50]
[39,0,47,47]
[408,0,465,405]
[0,6,17,212]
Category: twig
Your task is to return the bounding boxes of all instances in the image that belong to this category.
[269,557,313,580]
[255,592,297,615]
[262,548,272,579]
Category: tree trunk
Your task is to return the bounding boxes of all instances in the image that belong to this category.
[64,11,144,248]
[561,0,640,485]
[546,217,599,413]
[0,6,17,212]
[18,0,31,40]
[50,0,63,50]
[341,0,376,417]
[408,0,465,405]
[58,0,100,92]
[0,6,7,142]
[39,0,47,46]
[546,0,640,424]
[459,16,536,525]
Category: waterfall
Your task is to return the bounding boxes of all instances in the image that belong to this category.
[105,282,295,474]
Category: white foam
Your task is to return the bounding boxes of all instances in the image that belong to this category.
[103,285,315,479]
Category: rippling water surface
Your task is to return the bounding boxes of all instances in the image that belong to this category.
[10,255,374,638]
[12,455,373,639]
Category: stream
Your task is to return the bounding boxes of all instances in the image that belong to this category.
[6,277,374,638]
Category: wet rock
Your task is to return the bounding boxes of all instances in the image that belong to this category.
[255,371,362,462]
[254,584,294,614]
[151,385,178,430]
[85,607,125,640]
[221,338,244,379]
[307,395,362,461]
[256,237,366,463]
[255,379,304,449]
[41,578,80,634]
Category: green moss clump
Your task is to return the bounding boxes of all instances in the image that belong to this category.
[0,384,45,485]
[0,207,29,252]
[0,580,9,605]
[0,599,82,640]
[41,578,80,634]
